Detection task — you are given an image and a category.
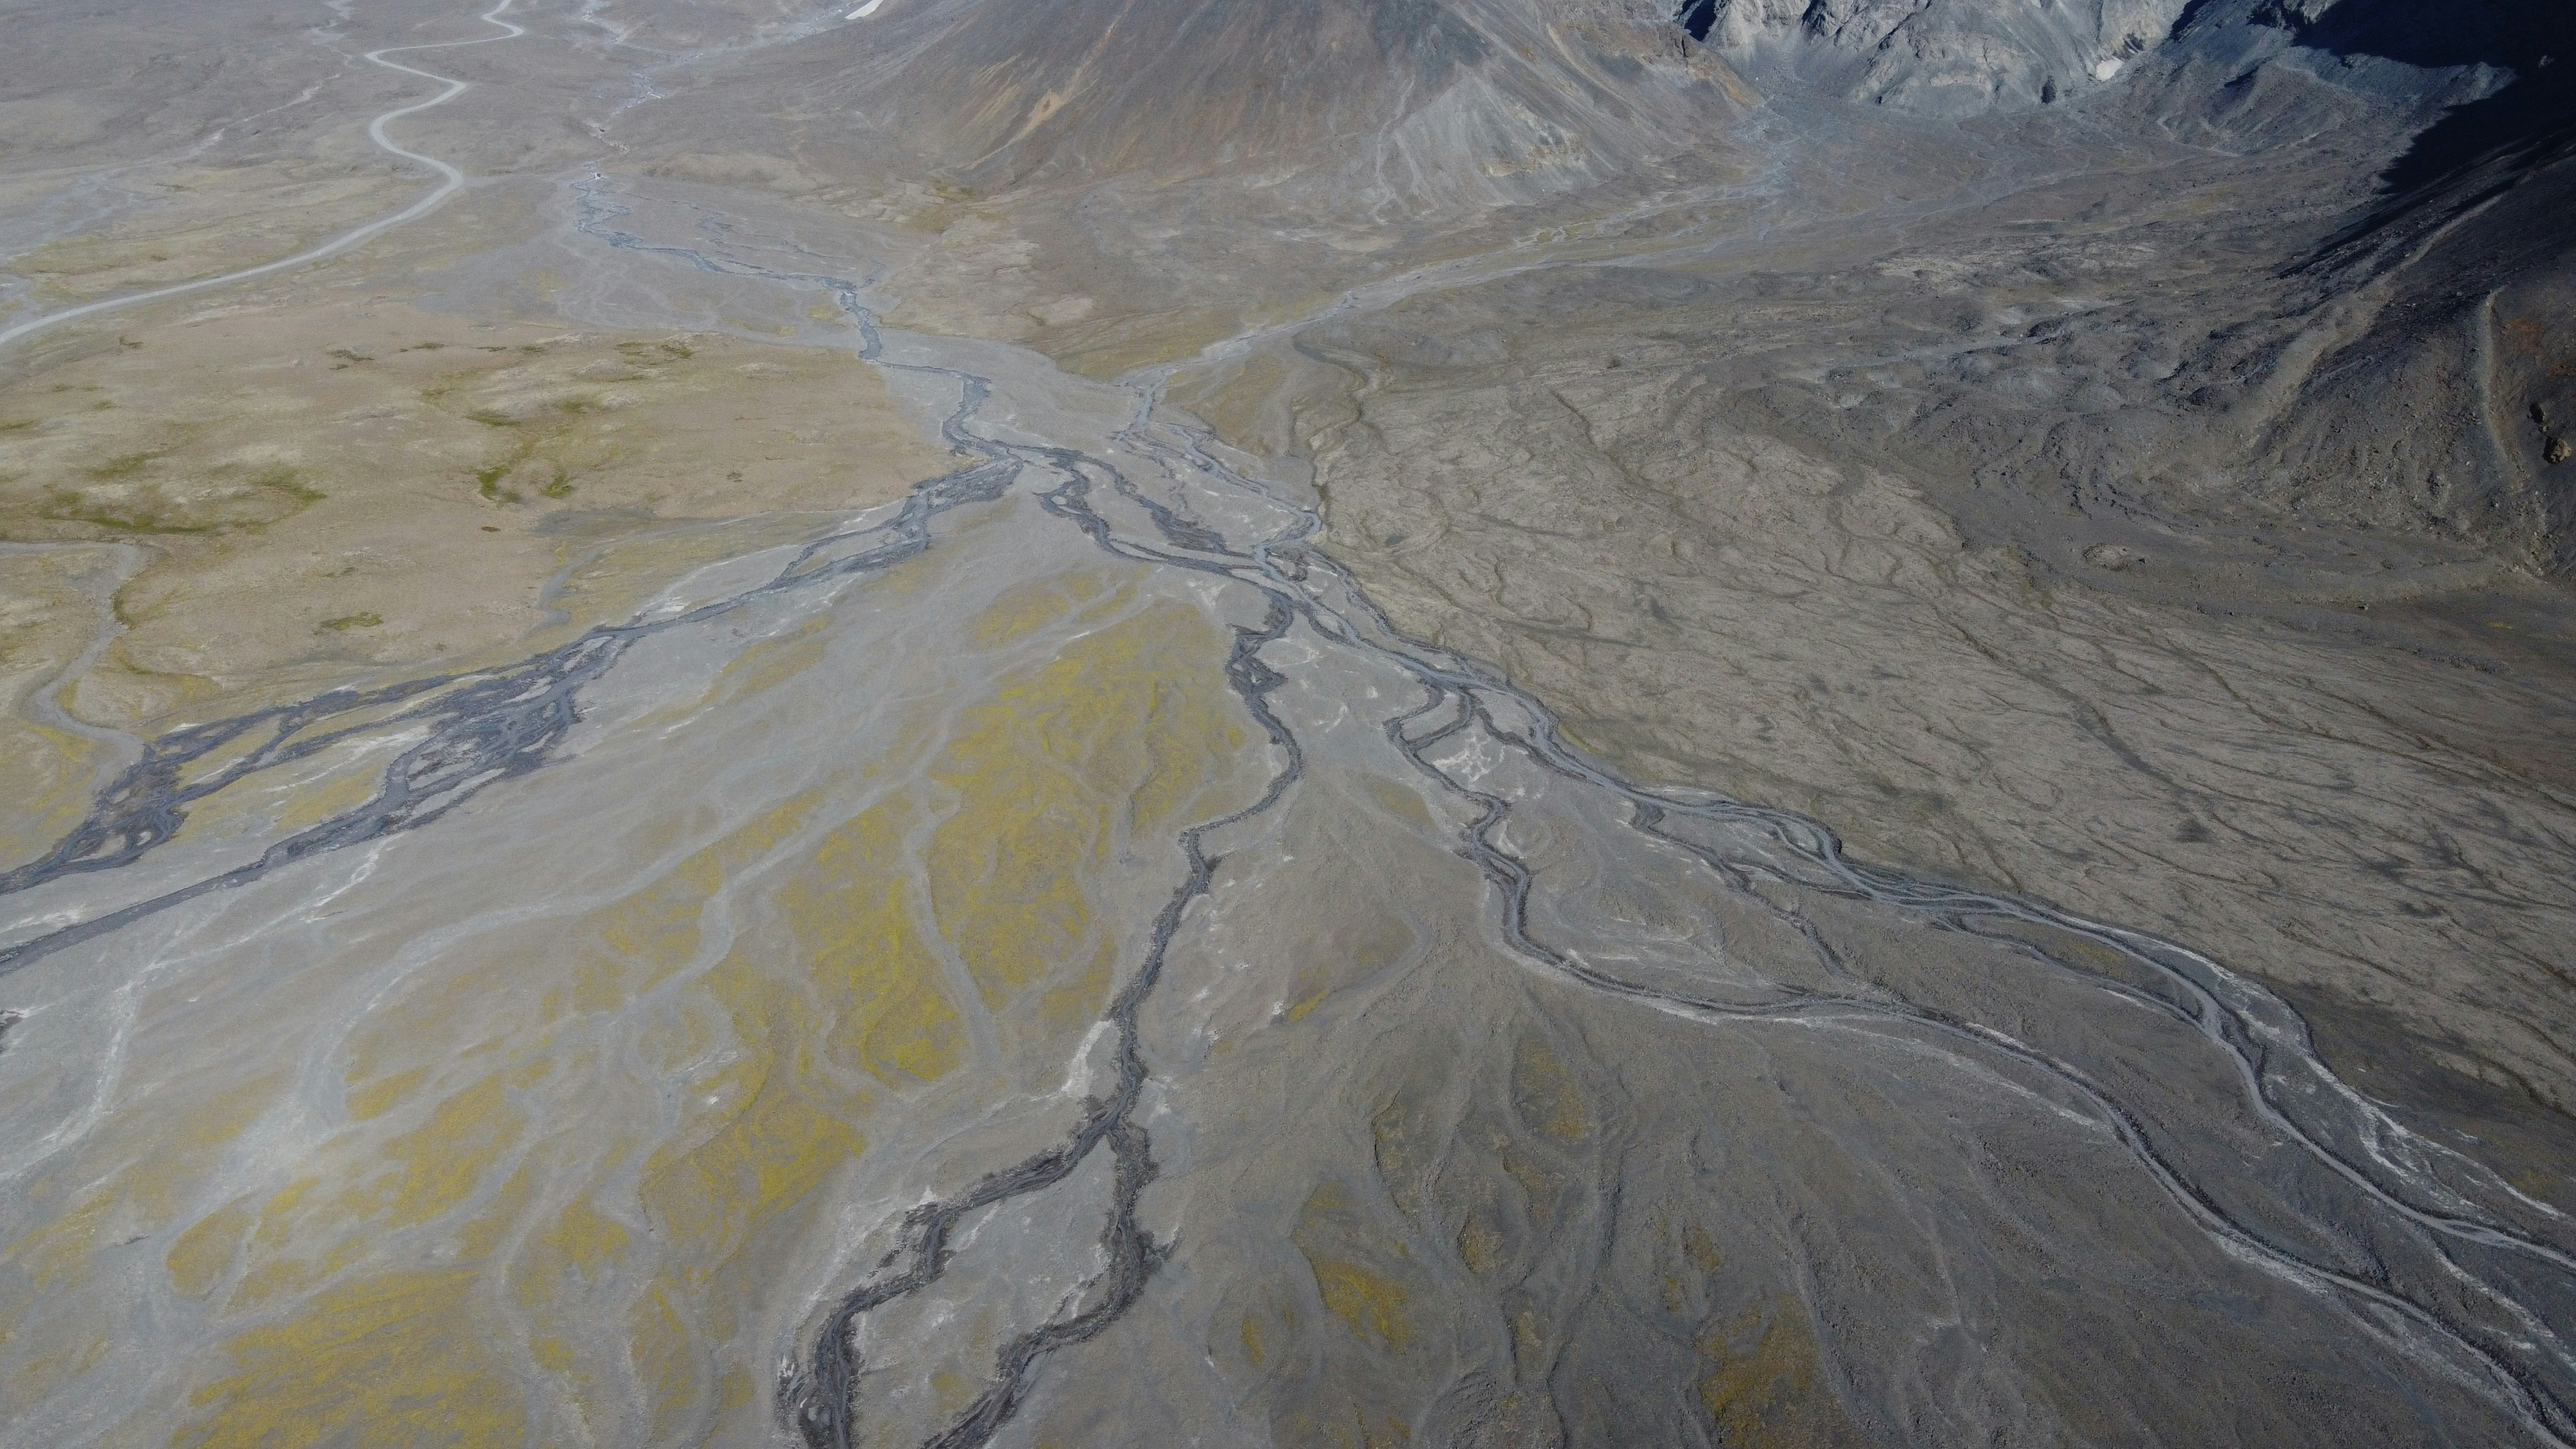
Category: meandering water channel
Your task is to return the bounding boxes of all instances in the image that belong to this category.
[0,20,2569,1448]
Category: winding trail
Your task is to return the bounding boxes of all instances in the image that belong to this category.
[0,0,523,354]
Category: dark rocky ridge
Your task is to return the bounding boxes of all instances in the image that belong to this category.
[1689,0,2576,573]
[713,0,2576,575]
[731,0,1743,211]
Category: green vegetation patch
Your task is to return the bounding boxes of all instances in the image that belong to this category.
[24,460,325,536]
[254,465,326,503]
[473,463,521,504]
[37,485,218,534]
[616,338,695,362]
[83,450,161,480]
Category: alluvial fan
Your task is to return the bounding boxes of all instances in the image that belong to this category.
[0,0,2571,1445]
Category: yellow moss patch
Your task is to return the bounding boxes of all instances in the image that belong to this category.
[1293,1182,1419,1353]
[10,160,411,308]
[544,1196,632,1283]
[1,1331,110,1420]
[772,795,968,1085]
[1457,1215,1504,1276]
[1361,774,1436,831]
[969,569,1132,647]
[926,598,1238,1007]
[629,1280,703,1439]
[719,613,833,701]
[637,1061,866,1273]
[369,1073,525,1227]
[176,1270,531,1449]
[0,1070,281,1297]
[0,301,958,728]
[1696,1297,1868,1449]
[1510,1039,1587,1141]
[166,1198,257,1299]
[0,549,122,871]
[29,578,1253,1444]
[1308,1256,1414,1351]
[1049,308,1246,381]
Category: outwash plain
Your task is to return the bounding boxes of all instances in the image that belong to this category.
[0,0,2571,1444]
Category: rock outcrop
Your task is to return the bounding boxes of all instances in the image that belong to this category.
[1699,0,2190,113]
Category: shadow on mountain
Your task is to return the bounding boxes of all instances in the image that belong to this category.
[2242,0,2576,577]
[2291,0,2576,196]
